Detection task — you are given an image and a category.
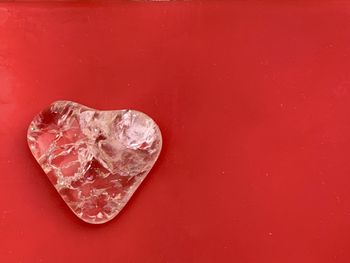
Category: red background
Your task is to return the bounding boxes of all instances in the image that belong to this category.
[1,1,350,262]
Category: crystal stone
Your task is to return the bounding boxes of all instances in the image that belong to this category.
[27,101,162,224]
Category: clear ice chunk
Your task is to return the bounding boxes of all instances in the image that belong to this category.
[27,101,162,224]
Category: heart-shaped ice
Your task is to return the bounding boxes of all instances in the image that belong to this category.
[27,101,162,224]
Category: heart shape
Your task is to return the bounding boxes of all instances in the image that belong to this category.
[27,101,162,224]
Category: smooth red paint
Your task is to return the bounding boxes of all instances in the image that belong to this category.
[1,1,350,262]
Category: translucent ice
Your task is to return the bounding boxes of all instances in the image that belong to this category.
[27,101,162,224]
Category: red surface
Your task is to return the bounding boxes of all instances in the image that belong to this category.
[1,1,350,262]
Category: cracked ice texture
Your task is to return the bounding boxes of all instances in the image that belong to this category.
[27,101,162,224]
